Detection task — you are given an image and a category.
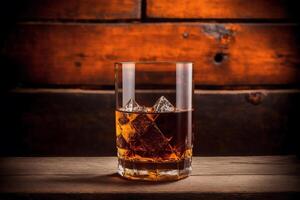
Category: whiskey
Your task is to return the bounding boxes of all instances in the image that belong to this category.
[116,109,193,181]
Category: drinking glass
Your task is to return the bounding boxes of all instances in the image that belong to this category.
[115,61,193,181]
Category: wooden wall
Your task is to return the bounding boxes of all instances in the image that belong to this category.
[0,0,299,156]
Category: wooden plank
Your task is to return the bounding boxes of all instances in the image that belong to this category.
[1,89,299,156]
[147,0,296,19]
[3,0,141,20]
[2,23,299,87]
[0,156,299,200]
[1,156,299,176]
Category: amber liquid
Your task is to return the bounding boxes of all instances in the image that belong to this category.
[115,110,193,181]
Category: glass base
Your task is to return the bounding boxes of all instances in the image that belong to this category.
[117,158,192,181]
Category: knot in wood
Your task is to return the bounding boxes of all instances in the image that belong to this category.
[245,92,265,105]
[202,24,234,45]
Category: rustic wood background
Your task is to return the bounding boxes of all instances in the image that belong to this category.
[0,0,299,156]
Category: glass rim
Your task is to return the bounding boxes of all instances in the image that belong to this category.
[115,61,193,65]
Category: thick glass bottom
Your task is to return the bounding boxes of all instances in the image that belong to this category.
[117,158,192,181]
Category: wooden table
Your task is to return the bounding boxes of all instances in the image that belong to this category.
[0,156,299,200]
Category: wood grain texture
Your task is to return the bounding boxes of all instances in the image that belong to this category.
[1,89,299,156]
[7,0,141,20]
[0,156,299,200]
[2,23,300,87]
[147,0,296,19]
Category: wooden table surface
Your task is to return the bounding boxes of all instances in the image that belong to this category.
[0,156,300,200]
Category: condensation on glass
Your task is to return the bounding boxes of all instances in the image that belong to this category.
[115,61,193,181]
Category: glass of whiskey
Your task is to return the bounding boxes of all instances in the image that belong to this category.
[115,62,193,181]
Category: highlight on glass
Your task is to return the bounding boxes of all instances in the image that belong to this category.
[115,61,194,181]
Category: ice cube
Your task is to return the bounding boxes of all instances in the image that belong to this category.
[116,134,129,149]
[152,96,175,112]
[129,134,147,152]
[138,124,174,158]
[119,122,136,143]
[130,114,154,135]
[116,111,137,142]
[118,113,129,125]
[128,116,177,159]
[121,99,140,112]
[121,99,148,112]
